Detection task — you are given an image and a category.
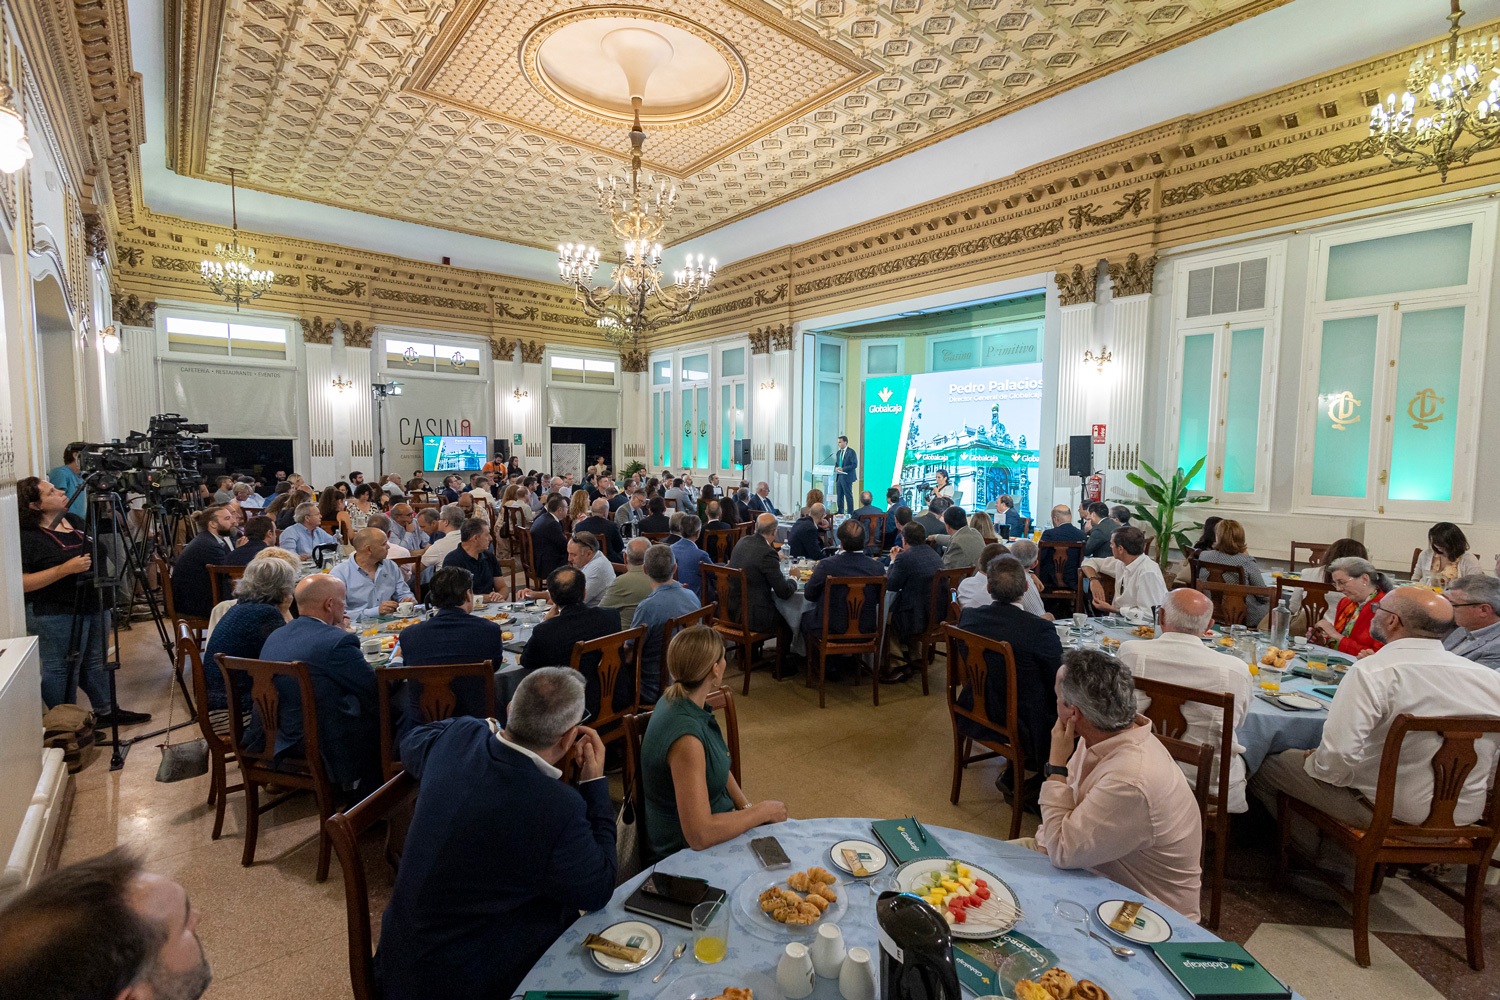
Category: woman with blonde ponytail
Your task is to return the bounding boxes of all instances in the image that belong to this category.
[639,626,788,861]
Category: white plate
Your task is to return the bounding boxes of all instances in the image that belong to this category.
[830,839,887,876]
[664,969,785,1000]
[894,859,1020,939]
[1094,900,1173,944]
[1276,693,1324,711]
[589,919,663,973]
[733,868,848,938]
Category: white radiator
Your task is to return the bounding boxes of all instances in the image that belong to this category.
[0,636,69,906]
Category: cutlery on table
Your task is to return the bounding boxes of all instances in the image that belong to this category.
[1076,927,1134,958]
[653,942,687,983]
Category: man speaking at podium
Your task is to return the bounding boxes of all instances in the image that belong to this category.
[833,435,857,515]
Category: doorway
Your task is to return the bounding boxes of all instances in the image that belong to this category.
[208,439,296,482]
[550,427,614,476]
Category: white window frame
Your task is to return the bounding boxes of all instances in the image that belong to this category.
[1163,241,1286,511]
[544,346,620,391]
[714,341,749,478]
[649,352,675,469]
[810,335,846,476]
[378,329,488,382]
[861,336,905,378]
[678,349,712,473]
[155,305,297,369]
[1291,203,1494,522]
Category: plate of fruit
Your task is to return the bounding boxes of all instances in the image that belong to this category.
[895,859,1020,939]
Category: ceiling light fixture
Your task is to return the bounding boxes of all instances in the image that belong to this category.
[0,83,33,174]
[1370,0,1500,182]
[557,28,717,351]
[200,167,274,310]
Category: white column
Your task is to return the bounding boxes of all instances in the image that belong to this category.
[346,346,373,477]
[748,348,772,490]
[518,357,546,467]
[491,341,515,451]
[1055,301,1097,475]
[113,325,157,436]
[304,342,337,486]
[1107,293,1151,487]
[770,340,795,509]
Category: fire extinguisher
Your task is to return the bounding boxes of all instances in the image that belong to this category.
[1084,471,1105,505]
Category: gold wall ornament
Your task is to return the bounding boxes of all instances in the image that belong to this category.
[1107,252,1159,297]
[1407,387,1445,428]
[112,293,156,327]
[491,336,516,361]
[1159,136,1386,207]
[301,316,336,345]
[118,245,143,267]
[754,283,789,306]
[620,347,649,373]
[1326,390,1362,430]
[770,322,794,352]
[1054,263,1098,305]
[748,325,774,355]
[307,275,367,297]
[343,320,375,349]
[497,303,540,322]
[520,340,546,364]
[1067,190,1150,230]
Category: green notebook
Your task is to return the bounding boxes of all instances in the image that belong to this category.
[870,818,947,864]
[1152,942,1290,999]
[953,931,1058,996]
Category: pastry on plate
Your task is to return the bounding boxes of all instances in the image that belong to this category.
[1037,967,1076,998]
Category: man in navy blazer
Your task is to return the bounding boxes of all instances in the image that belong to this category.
[376,668,616,1000]
[996,494,1026,539]
[802,519,883,639]
[833,434,857,514]
[886,521,943,643]
[528,493,569,579]
[748,482,781,516]
[248,574,383,800]
[788,503,829,560]
[172,505,235,618]
[397,566,508,722]
[1037,504,1085,591]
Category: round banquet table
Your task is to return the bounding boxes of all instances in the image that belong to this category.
[517,817,1304,1000]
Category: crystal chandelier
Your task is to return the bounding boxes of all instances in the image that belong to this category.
[1369,1,1500,182]
[200,168,274,310]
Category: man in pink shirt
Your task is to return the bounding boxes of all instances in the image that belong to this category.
[1032,649,1204,921]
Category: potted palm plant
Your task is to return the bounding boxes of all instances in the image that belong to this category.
[1110,458,1215,572]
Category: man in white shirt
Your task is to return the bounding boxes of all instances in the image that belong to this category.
[956,542,1009,611]
[421,505,466,568]
[1251,586,1500,866]
[569,532,616,607]
[1080,525,1167,617]
[1008,539,1054,621]
[1118,588,1253,811]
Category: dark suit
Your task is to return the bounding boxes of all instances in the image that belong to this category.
[519,604,625,715]
[886,542,943,639]
[528,511,568,579]
[788,515,826,560]
[574,515,624,562]
[637,513,671,534]
[1038,522,1086,590]
[915,511,948,538]
[883,502,903,548]
[1083,517,1122,559]
[802,550,884,638]
[376,717,615,1000]
[172,530,231,618]
[249,615,382,796]
[728,533,796,634]
[955,602,1064,766]
[999,507,1025,539]
[748,493,780,516]
[224,540,269,567]
[833,445,858,514]
[397,606,506,723]
[607,492,629,512]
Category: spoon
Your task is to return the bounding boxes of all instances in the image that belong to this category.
[653,942,687,983]
[1076,927,1134,958]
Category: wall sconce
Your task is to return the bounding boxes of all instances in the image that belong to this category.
[759,378,776,391]
[100,324,120,354]
[0,83,33,174]
[331,375,354,392]
[512,387,529,403]
[1083,348,1112,374]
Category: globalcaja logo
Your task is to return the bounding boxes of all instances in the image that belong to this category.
[868,386,902,414]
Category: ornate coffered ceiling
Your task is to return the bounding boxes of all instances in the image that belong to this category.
[171,0,1288,250]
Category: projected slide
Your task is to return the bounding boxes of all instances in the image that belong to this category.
[422,435,487,472]
[862,363,1043,522]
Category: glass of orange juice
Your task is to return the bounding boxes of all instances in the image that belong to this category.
[692,899,729,963]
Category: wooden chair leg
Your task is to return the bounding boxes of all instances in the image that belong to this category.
[1351,856,1376,967]
[1208,812,1228,930]
[1464,861,1486,971]
[210,753,228,841]
[741,639,753,696]
[773,628,786,681]
[950,730,965,805]
[206,754,219,807]
[313,787,335,883]
[241,778,261,868]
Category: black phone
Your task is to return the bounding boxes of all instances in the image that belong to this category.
[639,872,709,907]
[750,836,791,869]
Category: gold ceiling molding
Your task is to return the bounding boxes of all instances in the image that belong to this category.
[342,320,375,349]
[112,292,156,327]
[491,335,516,361]
[301,316,336,345]
[519,340,546,364]
[1054,264,1098,306]
[620,347,648,373]
[1107,253,1158,298]
[748,321,793,354]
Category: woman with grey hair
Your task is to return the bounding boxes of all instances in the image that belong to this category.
[201,556,296,710]
[1310,555,1392,656]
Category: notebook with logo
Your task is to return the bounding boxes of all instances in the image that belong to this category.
[1151,942,1290,999]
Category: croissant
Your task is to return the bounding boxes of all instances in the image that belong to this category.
[787,871,812,892]
[811,882,837,902]
[804,892,829,912]
[1037,968,1076,999]
[1012,982,1052,1000]
[808,866,837,884]
[759,888,782,912]
[1069,981,1111,1000]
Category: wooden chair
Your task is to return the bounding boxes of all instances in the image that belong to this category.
[389,555,422,603]
[570,627,647,747]
[1134,676,1236,929]
[208,563,247,606]
[806,575,888,708]
[857,512,887,554]
[1410,546,1423,581]
[514,527,542,591]
[322,518,348,544]
[703,564,783,696]
[1152,731,1215,840]
[665,497,679,511]
[215,655,339,881]
[1077,570,1115,614]
[659,605,715,699]
[909,567,969,695]
[178,622,240,840]
[641,531,670,543]
[943,625,1026,839]
[1290,541,1329,573]
[327,770,418,1000]
[374,662,496,781]
[157,554,209,643]
[1277,714,1500,969]
[700,527,738,563]
[1037,540,1083,610]
[1194,579,1276,627]
[1276,576,1337,633]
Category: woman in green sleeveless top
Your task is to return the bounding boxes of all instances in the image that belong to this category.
[640,626,787,861]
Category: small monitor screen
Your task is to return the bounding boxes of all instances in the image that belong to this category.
[422,435,487,472]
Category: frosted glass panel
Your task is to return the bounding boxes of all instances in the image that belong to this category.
[1325,224,1472,300]
[735,383,745,441]
[653,393,662,467]
[1177,333,1214,490]
[819,343,842,374]
[695,387,709,469]
[1222,328,1263,494]
[682,389,694,468]
[720,383,733,469]
[1389,306,1464,502]
[867,344,899,374]
[681,354,709,382]
[816,378,841,463]
[1311,315,1378,498]
[721,348,745,377]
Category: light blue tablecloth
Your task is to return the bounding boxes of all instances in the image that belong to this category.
[517,817,1302,1000]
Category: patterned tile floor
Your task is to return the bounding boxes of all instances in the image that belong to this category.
[55,622,1498,999]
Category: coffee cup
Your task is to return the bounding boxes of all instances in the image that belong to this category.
[1072,613,1088,629]
[360,637,382,656]
[397,601,415,617]
[472,596,487,609]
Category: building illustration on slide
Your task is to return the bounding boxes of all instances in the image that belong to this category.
[898,397,1037,518]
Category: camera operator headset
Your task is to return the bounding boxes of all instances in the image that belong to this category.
[16,475,150,726]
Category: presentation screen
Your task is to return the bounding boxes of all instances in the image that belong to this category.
[862,363,1043,523]
[422,435,487,472]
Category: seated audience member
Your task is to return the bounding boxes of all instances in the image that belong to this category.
[939,505,984,568]
[886,521,943,662]
[172,505,236,619]
[439,474,465,504]
[1033,649,1204,922]
[1287,536,1366,632]
[1038,504,1085,591]
[331,527,414,619]
[568,531,615,607]
[381,473,406,501]
[251,574,382,800]
[203,557,295,711]
[637,496,672,535]
[398,565,508,720]
[519,567,622,714]
[615,489,647,531]
[670,514,715,599]
[1252,587,1500,871]
[529,494,570,579]
[802,519,884,640]
[995,494,1024,537]
[1081,501,1121,559]
[1118,589,1253,811]
[915,497,950,538]
[225,515,276,566]
[640,626,788,862]
[1110,505,1132,526]
[376,669,615,1000]
[633,543,703,704]
[788,502,829,560]
[1008,539,1052,620]
[664,477,687,507]
[1414,521,1482,586]
[269,488,310,531]
[882,487,904,548]
[969,510,996,541]
[852,491,883,517]
[503,485,537,527]
[1081,525,1168,617]
[0,848,212,1000]
[956,555,1064,804]
[441,518,506,602]
[207,547,301,636]
[416,505,443,542]
[956,542,1009,610]
[748,481,781,515]
[805,487,825,509]
[1309,556,1392,656]
[1443,575,1500,671]
[1193,519,1270,624]
[566,489,590,530]
[421,505,467,569]
[729,513,798,635]
[365,513,409,564]
[319,486,352,540]
[602,537,654,629]
[576,498,625,561]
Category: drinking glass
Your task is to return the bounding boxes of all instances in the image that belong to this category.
[692,899,730,964]
[1052,899,1089,937]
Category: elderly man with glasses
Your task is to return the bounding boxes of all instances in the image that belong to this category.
[1442,574,1500,671]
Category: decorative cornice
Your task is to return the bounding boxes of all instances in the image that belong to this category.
[1108,253,1159,298]
[770,323,794,353]
[112,292,155,327]
[342,320,374,349]
[308,275,367,298]
[620,348,648,373]
[1054,264,1099,306]
[301,316,336,345]
[1068,190,1150,230]
[519,339,545,364]
[748,325,773,355]
[490,335,516,361]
